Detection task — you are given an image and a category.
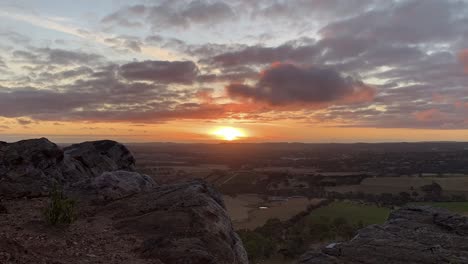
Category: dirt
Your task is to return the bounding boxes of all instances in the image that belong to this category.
[0,198,161,264]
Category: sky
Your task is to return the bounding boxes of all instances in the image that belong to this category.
[0,0,467,143]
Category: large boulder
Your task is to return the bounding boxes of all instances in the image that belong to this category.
[91,170,156,201]
[106,179,248,264]
[299,206,468,264]
[63,140,136,179]
[0,138,64,197]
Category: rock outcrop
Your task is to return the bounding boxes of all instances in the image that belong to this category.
[0,138,143,198]
[91,170,156,201]
[63,140,136,179]
[0,138,65,197]
[0,138,248,264]
[107,179,248,264]
[299,206,468,264]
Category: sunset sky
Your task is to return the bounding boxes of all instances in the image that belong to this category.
[0,0,467,143]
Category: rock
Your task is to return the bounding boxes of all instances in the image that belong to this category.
[299,206,468,264]
[0,138,248,264]
[91,171,156,201]
[107,179,248,264]
[0,138,142,199]
[0,202,7,214]
[0,138,64,197]
[63,140,136,179]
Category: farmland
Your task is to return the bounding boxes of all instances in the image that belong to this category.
[224,194,323,230]
[326,176,468,197]
[409,202,468,215]
[305,201,391,226]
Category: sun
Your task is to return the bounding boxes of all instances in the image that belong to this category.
[213,127,245,141]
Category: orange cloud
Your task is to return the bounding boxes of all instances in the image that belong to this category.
[414,109,444,122]
[455,101,468,109]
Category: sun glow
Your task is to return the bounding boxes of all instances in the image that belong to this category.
[213,127,245,141]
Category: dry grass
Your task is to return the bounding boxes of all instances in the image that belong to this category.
[228,196,323,230]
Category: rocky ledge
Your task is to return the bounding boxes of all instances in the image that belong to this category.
[299,206,468,264]
[0,138,247,264]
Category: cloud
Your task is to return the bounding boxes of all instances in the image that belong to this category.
[414,109,445,122]
[102,1,235,30]
[320,0,467,44]
[2,0,468,130]
[104,36,143,53]
[0,58,238,123]
[119,60,199,84]
[255,0,378,21]
[0,56,6,68]
[206,44,319,67]
[226,63,375,106]
[460,49,468,73]
[13,48,103,66]
[0,30,31,44]
[101,5,145,28]
[16,118,34,125]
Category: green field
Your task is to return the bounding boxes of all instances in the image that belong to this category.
[409,202,468,214]
[303,201,468,228]
[306,201,391,225]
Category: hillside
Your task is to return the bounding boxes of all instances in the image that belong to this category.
[0,138,247,264]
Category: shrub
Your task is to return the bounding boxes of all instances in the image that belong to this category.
[43,184,76,225]
[238,229,275,261]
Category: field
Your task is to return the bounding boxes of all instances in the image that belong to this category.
[224,194,323,230]
[327,176,468,196]
[224,194,263,222]
[306,201,391,226]
[409,202,468,215]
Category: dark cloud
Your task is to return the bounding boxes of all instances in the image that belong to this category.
[144,35,248,60]
[226,63,375,106]
[16,118,34,125]
[320,0,467,44]
[202,37,423,72]
[145,35,164,43]
[102,1,235,30]
[101,5,145,28]
[37,48,103,65]
[206,44,320,67]
[254,0,378,21]
[35,67,94,82]
[119,60,199,84]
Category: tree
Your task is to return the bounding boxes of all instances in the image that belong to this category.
[238,230,275,261]
[420,182,442,201]
[256,218,283,241]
